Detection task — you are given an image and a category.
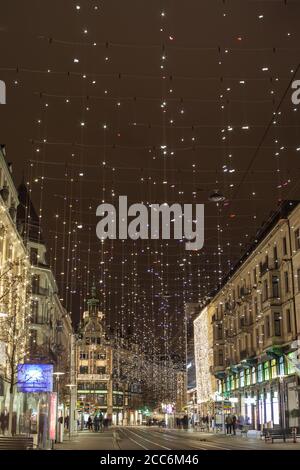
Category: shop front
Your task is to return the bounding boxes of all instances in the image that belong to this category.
[218,355,298,430]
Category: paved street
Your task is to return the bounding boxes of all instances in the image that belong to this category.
[55,427,300,451]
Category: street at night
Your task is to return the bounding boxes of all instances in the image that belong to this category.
[0,0,300,462]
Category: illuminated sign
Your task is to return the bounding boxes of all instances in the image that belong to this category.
[17,364,53,393]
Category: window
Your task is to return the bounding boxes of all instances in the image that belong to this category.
[79,366,88,374]
[265,316,271,338]
[263,280,268,301]
[297,268,300,292]
[279,356,285,376]
[240,370,245,388]
[257,364,263,382]
[96,366,106,375]
[80,352,88,360]
[97,353,106,360]
[30,247,38,265]
[264,361,270,381]
[253,267,257,285]
[295,228,300,250]
[254,297,258,317]
[245,369,251,386]
[272,275,279,298]
[284,271,289,293]
[95,382,107,391]
[30,329,37,351]
[96,395,107,406]
[216,323,223,340]
[32,275,40,294]
[31,300,39,323]
[273,245,279,269]
[283,236,287,256]
[286,309,292,333]
[252,366,257,384]
[274,312,281,336]
[218,349,224,366]
[271,359,277,379]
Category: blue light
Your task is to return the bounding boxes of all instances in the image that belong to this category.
[17,364,53,393]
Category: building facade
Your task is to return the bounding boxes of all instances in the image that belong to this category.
[0,146,31,433]
[195,201,300,431]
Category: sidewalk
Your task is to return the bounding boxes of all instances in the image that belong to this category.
[55,430,117,450]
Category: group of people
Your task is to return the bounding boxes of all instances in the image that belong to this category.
[0,410,17,436]
[225,414,250,435]
[84,413,110,432]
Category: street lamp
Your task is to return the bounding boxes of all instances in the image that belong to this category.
[53,372,65,443]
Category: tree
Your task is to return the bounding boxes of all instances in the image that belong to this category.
[0,257,31,436]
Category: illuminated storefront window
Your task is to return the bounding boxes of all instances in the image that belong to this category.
[266,391,272,423]
[258,364,263,382]
[252,366,256,384]
[245,368,251,386]
[240,370,245,387]
[287,353,295,375]
[234,374,238,389]
[279,356,285,376]
[271,359,277,379]
[272,390,280,425]
[259,392,265,424]
[226,376,230,392]
[230,375,234,390]
[264,361,270,381]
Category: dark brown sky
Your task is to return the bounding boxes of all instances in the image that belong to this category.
[0,0,300,356]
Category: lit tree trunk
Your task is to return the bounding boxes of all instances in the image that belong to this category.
[8,382,15,436]
[8,309,17,437]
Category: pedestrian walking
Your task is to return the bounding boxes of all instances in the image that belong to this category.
[94,415,99,432]
[225,414,233,434]
[232,415,237,435]
[87,416,93,431]
[99,412,104,432]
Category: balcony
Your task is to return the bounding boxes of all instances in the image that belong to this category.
[264,336,285,350]
[77,373,110,381]
[240,318,254,333]
[32,286,50,297]
[224,301,235,315]
[210,365,226,379]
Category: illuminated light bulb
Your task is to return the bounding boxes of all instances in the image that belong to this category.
[83,29,88,34]
[262,67,269,71]
[103,124,107,129]
[80,121,85,126]
[76,5,80,10]
[74,58,79,63]
[258,14,264,19]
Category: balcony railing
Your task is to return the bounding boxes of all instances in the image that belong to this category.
[32,286,50,296]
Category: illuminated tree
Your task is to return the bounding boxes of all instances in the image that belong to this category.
[0,257,31,436]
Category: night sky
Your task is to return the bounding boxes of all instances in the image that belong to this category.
[0,1,300,357]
